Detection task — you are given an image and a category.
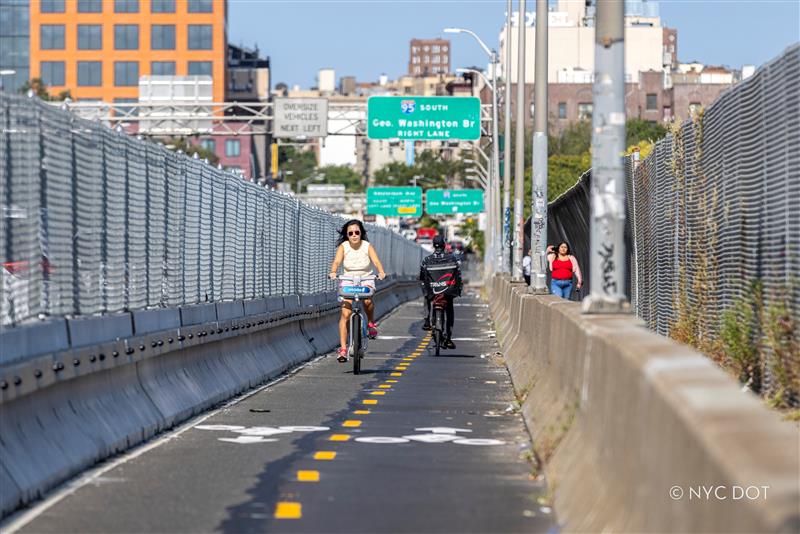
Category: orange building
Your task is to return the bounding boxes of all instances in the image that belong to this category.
[29,0,227,103]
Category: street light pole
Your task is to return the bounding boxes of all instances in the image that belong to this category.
[583,0,629,313]
[530,0,549,292]
[512,0,527,280]
[503,0,513,274]
[447,27,502,276]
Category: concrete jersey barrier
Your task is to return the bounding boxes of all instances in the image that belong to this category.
[0,279,422,518]
[490,275,799,533]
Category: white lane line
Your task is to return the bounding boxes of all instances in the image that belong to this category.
[1,353,326,534]
[374,335,416,340]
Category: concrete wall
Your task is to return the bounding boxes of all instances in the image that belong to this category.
[0,279,421,517]
[489,275,799,533]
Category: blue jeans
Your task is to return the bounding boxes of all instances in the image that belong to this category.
[551,279,573,299]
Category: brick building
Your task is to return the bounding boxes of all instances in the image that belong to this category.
[490,68,737,134]
[409,38,450,77]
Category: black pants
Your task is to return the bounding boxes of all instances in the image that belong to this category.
[425,295,454,336]
[523,274,531,285]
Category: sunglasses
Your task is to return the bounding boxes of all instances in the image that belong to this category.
[348,230,361,236]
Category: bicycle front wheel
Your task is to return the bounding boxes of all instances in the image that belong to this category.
[351,313,362,374]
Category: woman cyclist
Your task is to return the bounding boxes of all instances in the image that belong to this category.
[329,219,386,362]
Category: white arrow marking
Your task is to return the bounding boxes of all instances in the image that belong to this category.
[452,438,505,446]
[414,427,473,434]
[233,427,294,436]
[195,425,246,431]
[354,437,410,444]
[218,436,279,444]
[402,433,458,443]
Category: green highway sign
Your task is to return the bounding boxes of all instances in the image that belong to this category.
[367,96,481,141]
[425,189,485,214]
[366,187,423,217]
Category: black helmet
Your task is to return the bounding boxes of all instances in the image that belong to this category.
[433,235,446,249]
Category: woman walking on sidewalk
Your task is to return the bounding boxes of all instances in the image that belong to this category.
[546,242,583,299]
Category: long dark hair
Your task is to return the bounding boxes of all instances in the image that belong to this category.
[556,241,571,256]
[336,219,369,246]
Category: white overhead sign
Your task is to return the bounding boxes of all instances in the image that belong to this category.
[274,97,328,138]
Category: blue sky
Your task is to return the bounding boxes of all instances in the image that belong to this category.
[228,0,800,88]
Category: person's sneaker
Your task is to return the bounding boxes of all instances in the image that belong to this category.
[422,318,432,331]
[337,347,348,362]
[444,337,456,350]
[367,322,378,339]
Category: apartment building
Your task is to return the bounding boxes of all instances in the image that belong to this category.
[28,0,227,103]
[408,38,450,77]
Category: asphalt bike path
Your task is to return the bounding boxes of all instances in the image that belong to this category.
[12,290,554,533]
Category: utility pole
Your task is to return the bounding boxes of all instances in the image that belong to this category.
[512,0,526,280]
[583,0,629,313]
[503,0,512,273]
[530,0,548,291]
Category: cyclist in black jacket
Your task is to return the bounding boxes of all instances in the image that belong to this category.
[419,235,462,349]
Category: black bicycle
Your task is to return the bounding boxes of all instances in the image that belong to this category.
[338,275,376,375]
[430,294,447,357]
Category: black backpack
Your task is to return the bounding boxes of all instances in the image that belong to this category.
[422,256,461,298]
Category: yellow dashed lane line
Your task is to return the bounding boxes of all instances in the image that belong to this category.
[363,399,378,405]
[314,451,336,460]
[342,420,362,427]
[354,409,370,415]
[329,434,351,441]
[297,470,319,482]
[275,502,302,519]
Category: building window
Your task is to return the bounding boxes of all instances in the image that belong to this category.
[41,0,65,13]
[423,55,429,63]
[114,25,139,50]
[188,25,212,50]
[413,66,421,75]
[151,0,175,13]
[663,106,672,121]
[188,61,212,76]
[200,139,215,153]
[432,55,440,64]
[40,25,64,50]
[151,25,175,50]
[40,61,65,86]
[188,0,213,12]
[151,61,175,75]
[431,45,440,53]
[646,93,657,110]
[558,102,567,119]
[77,0,102,13]
[412,56,420,64]
[114,61,139,86]
[77,61,102,86]
[225,139,241,157]
[77,25,102,50]
[114,0,138,13]
[578,103,593,120]
[442,46,448,52]
[114,98,138,117]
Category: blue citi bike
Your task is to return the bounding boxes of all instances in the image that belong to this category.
[338,274,376,375]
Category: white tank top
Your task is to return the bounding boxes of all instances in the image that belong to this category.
[342,241,373,276]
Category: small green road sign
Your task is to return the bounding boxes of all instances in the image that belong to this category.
[367,187,423,217]
[425,189,485,214]
[367,96,481,141]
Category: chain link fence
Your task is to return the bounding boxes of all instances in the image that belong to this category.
[1,93,424,327]
[530,44,799,404]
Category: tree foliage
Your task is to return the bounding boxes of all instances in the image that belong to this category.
[320,165,364,193]
[18,78,71,101]
[164,137,219,166]
[372,149,470,191]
